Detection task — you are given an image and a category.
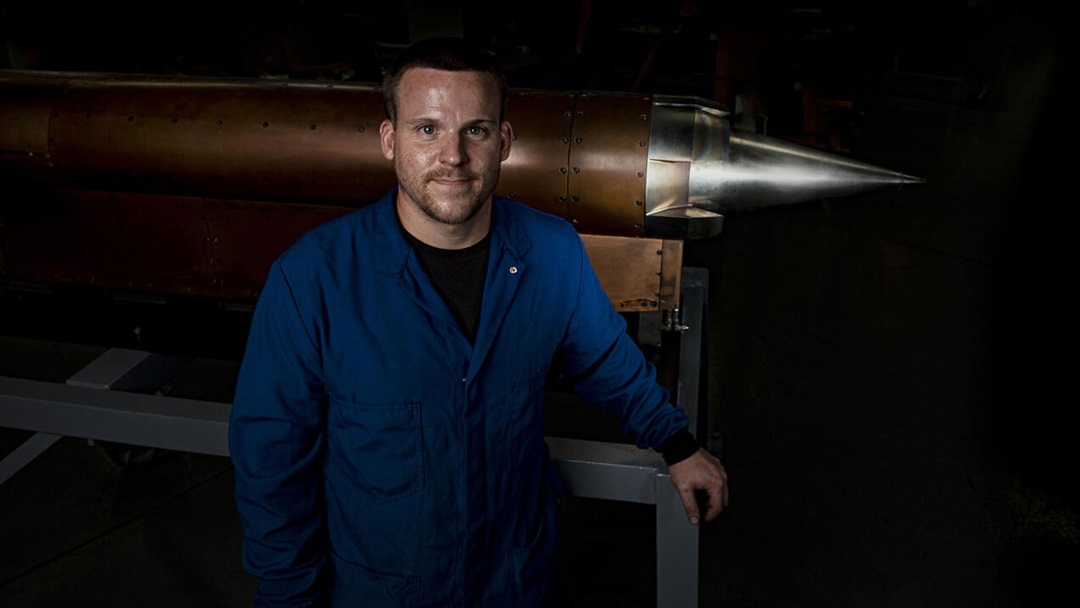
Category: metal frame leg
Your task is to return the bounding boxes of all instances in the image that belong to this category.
[551,268,709,608]
[0,432,61,486]
[656,471,700,608]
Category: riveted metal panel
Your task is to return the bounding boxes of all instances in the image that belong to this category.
[48,76,394,205]
[207,199,352,299]
[1,189,213,293]
[0,72,58,183]
[102,191,214,292]
[566,93,651,236]
[495,91,574,219]
[582,234,666,312]
[1,189,89,284]
[0,97,50,159]
[659,239,683,310]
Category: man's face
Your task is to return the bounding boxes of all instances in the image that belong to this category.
[380,68,511,228]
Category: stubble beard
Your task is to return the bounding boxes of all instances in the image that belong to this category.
[398,165,500,226]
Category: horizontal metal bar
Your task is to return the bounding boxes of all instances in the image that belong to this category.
[547,436,666,504]
[0,376,231,457]
[1,376,675,488]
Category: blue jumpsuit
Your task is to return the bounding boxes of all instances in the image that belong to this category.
[230,188,690,607]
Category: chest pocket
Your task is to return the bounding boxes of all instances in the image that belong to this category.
[329,396,425,505]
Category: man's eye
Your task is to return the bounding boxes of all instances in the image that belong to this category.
[419,125,435,135]
[466,127,487,136]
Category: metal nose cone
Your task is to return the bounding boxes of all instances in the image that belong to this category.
[644,98,923,239]
[712,129,924,209]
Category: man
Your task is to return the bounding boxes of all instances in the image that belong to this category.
[230,37,727,607]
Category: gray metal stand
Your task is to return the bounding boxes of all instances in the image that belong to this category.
[0,268,711,608]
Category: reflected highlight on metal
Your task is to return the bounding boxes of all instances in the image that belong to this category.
[644,97,923,239]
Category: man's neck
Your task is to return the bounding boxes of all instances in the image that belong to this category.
[396,195,492,250]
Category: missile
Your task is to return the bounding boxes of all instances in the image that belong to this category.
[0,70,920,299]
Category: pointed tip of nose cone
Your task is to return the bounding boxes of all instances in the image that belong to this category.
[710,131,926,213]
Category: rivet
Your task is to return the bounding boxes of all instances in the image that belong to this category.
[309,124,317,130]
[561,137,569,144]
[574,137,582,143]
[216,119,223,126]
[640,114,648,121]
[559,167,567,174]
[357,126,365,133]
[509,266,518,274]
[558,196,567,202]
[635,200,643,206]
[639,141,646,147]
[564,111,572,117]
[571,196,579,202]
[508,192,516,198]
[636,172,644,177]
[577,111,585,116]
[572,219,579,224]
[262,122,270,128]
[572,167,580,173]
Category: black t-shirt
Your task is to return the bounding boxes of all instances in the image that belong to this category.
[404,231,491,344]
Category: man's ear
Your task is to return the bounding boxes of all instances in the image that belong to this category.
[380,119,395,160]
[500,121,513,161]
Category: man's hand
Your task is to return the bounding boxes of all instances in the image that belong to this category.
[667,448,728,525]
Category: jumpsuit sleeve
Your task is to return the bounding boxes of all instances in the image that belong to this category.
[230,261,328,607]
[557,234,691,451]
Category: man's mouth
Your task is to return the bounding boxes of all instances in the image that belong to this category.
[430,176,474,187]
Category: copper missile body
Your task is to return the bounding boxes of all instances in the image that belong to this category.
[26,74,394,204]
[0,70,919,305]
[493,90,575,219]
[564,93,652,237]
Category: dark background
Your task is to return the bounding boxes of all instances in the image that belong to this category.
[1,1,1074,606]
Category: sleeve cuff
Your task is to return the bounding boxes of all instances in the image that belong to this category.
[658,427,699,466]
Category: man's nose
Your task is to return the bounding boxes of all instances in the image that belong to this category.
[439,132,467,166]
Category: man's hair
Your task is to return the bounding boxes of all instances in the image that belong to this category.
[381,37,508,124]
